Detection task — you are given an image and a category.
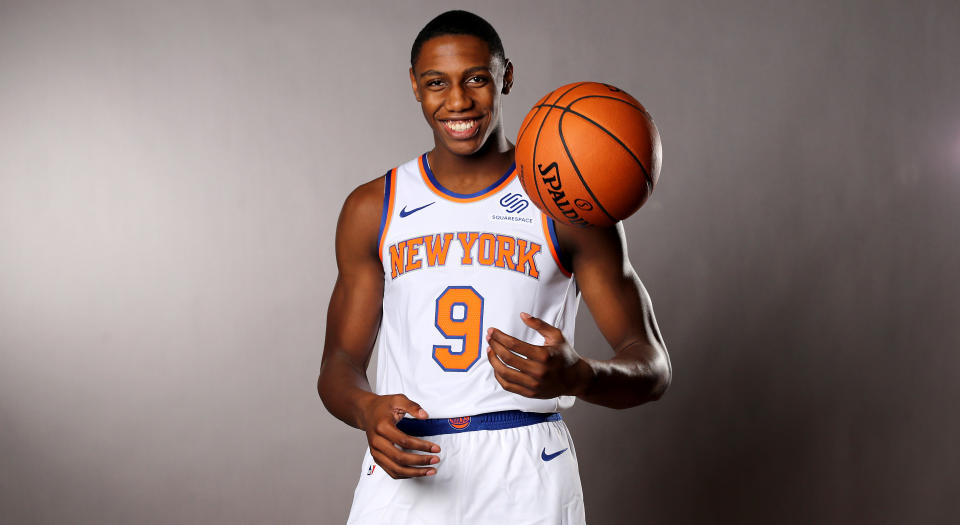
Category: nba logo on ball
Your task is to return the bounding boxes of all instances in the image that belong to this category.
[516,82,662,227]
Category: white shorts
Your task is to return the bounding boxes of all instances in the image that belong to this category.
[345,412,585,525]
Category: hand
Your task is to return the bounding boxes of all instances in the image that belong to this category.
[486,312,593,399]
[358,393,440,479]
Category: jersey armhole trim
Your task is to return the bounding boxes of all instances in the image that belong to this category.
[541,215,573,277]
[377,168,397,262]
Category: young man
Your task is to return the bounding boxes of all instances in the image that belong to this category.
[318,10,671,525]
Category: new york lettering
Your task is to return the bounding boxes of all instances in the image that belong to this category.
[387,232,541,280]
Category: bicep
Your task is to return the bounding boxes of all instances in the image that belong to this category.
[323,264,383,370]
[564,223,664,353]
[321,180,387,370]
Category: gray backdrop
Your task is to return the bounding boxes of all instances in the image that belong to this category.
[2,1,958,524]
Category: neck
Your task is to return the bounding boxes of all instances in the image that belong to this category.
[428,128,514,184]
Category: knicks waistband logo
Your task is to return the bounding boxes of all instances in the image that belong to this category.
[448,417,471,430]
[499,192,529,214]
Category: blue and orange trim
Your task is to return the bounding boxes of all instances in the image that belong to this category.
[541,215,573,278]
[418,153,516,203]
[377,168,397,262]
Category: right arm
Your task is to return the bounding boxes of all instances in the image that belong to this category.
[317,177,440,478]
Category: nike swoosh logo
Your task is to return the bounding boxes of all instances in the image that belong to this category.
[399,202,435,218]
[541,447,568,462]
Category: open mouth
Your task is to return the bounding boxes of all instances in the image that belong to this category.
[441,118,481,138]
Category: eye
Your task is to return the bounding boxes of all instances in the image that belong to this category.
[425,78,445,89]
[467,75,490,86]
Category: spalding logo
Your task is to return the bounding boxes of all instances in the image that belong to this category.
[537,162,589,226]
[448,417,472,430]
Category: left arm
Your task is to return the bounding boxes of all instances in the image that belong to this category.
[486,222,671,409]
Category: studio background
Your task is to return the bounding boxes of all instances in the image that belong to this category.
[2,1,958,523]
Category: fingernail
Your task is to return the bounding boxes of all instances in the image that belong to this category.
[430,457,439,464]
[520,312,531,319]
[418,409,428,418]
[426,469,436,476]
[431,445,440,453]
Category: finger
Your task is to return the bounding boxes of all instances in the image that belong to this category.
[392,394,429,420]
[486,327,545,361]
[487,349,539,397]
[488,337,542,375]
[487,348,539,389]
[369,434,439,470]
[520,312,564,344]
[370,447,437,479]
[379,423,441,454]
[374,437,440,468]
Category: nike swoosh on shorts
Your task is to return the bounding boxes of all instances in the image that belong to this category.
[541,447,568,461]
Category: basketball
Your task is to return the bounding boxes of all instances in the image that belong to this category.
[515,82,662,228]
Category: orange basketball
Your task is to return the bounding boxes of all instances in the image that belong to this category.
[515,82,662,228]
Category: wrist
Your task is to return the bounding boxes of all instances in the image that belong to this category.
[354,391,380,430]
[571,357,596,398]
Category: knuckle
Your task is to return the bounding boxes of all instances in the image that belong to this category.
[392,394,410,406]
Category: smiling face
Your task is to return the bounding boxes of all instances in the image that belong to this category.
[409,34,513,157]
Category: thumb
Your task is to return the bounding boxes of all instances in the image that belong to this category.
[393,394,429,420]
[520,312,563,344]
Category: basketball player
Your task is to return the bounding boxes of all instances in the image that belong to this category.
[317,10,671,524]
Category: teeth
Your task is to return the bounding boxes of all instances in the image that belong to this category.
[445,120,476,132]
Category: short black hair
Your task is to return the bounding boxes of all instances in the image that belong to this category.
[410,10,506,69]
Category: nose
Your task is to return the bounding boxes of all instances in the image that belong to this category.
[445,83,473,112]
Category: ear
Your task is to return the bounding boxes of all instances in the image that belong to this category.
[501,59,514,95]
[409,67,422,102]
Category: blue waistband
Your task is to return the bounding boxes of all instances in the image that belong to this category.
[396,410,562,437]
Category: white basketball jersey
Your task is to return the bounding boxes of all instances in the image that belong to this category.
[376,154,579,418]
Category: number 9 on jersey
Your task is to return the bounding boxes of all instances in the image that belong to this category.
[432,286,484,372]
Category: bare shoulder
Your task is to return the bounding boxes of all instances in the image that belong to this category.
[554,220,627,268]
[337,173,389,263]
[340,175,387,226]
